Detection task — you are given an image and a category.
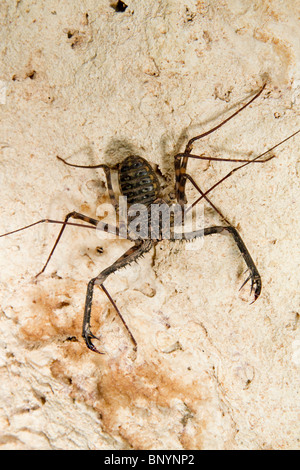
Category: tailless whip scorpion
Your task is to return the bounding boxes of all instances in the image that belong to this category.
[1,83,299,353]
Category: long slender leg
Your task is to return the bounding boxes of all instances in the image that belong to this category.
[175,152,275,164]
[0,213,118,276]
[175,225,261,302]
[57,156,130,237]
[57,156,119,210]
[182,173,230,224]
[173,130,299,302]
[174,151,274,206]
[175,149,275,217]
[0,218,98,238]
[1,215,120,243]
[83,239,153,353]
[34,211,119,277]
[185,84,267,153]
[187,128,300,211]
[175,84,267,203]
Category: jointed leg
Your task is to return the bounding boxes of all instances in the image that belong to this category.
[175,84,267,204]
[176,225,261,302]
[174,155,236,222]
[184,84,267,153]
[57,156,119,210]
[0,217,98,239]
[0,212,119,276]
[188,128,300,211]
[35,211,119,277]
[180,173,230,224]
[174,152,275,207]
[83,239,153,353]
[57,156,130,236]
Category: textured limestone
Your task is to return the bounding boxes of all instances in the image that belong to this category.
[0,0,299,449]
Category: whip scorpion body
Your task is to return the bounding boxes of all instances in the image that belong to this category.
[1,83,299,353]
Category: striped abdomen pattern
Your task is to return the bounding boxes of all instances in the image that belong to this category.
[118,156,160,205]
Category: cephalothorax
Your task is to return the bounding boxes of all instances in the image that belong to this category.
[1,83,299,353]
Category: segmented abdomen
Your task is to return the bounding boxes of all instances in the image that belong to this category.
[119,156,160,205]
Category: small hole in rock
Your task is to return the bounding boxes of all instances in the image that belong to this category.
[110,1,128,12]
[27,70,36,79]
[56,301,71,309]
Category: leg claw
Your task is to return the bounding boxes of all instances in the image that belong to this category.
[240,272,262,303]
[83,330,105,354]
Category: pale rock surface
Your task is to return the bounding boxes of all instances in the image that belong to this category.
[0,0,299,450]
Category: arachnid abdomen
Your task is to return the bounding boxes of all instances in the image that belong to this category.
[118,156,160,205]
